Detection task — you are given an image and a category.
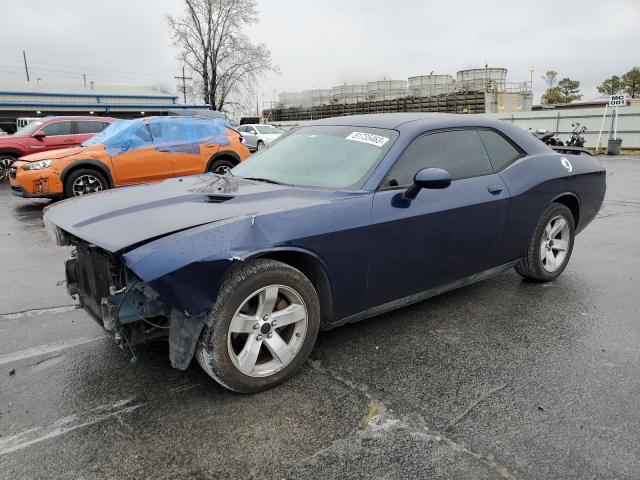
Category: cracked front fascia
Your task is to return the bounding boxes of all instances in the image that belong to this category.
[121,214,271,316]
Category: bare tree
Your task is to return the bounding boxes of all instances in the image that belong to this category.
[167,0,278,113]
[146,82,172,95]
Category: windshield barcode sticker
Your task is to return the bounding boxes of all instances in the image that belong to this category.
[345,131,390,147]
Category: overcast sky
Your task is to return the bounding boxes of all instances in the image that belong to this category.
[0,0,638,107]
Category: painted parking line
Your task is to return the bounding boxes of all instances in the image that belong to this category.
[0,305,77,320]
[0,337,103,366]
[0,398,144,456]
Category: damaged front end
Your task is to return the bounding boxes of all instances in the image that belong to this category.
[64,241,207,369]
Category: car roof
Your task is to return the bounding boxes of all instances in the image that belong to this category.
[306,113,464,129]
[307,112,513,130]
[39,116,116,122]
[306,113,550,155]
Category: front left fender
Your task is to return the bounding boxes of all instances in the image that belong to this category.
[122,192,374,317]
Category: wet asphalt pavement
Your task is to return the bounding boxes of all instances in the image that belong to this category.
[1,157,639,479]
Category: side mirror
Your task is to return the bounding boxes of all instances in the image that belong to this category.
[33,130,46,139]
[403,168,451,200]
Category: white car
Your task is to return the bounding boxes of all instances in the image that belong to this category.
[237,124,282,151]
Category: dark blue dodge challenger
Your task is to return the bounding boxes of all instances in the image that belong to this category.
[44,113,606,392]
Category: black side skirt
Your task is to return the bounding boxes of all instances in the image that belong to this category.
[327,260,520,330]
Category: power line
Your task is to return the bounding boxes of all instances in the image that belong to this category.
[0,57,165,77]
[22,51,30,82]
[174,66,192,104]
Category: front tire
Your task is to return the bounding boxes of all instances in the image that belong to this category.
[208,158,235,174]
[0,155,15,183]
[64,168,109,198]
[196,259,320,393]
[256,140,265,151]
[515,203,575,281]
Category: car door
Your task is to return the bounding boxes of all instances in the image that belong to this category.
[242,126,258,150]
[34,120,76,151]
[74,120,110,144]
[475,128,526,265]
[164,119,222,177]
[109,121,174,185]
[367,129,511,307]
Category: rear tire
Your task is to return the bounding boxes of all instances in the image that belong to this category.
[515,203,575,282]
[64,168,109,198]
[256,140,265,151]
[196,259,320,393]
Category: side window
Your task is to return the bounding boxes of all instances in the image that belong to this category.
[125,123,153,151]
[385,130,493,186]
[42,121,73,136]
[237,126,246,132]
[247,127,256,134]
[151,122,188,145]
[77,121,106,134]
[476,129,523,171]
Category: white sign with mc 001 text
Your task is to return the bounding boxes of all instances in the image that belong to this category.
[609,94,627,107]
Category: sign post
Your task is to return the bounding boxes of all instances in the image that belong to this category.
[609,94,626,140]
[605,94,626,155]
[595,104,608,154]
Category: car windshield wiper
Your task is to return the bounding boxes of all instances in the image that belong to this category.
[242,177,289,186]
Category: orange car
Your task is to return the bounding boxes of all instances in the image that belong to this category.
[9,116,250,199]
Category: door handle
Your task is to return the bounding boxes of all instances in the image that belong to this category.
[488,184,504,195]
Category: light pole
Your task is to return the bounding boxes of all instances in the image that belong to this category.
[528,66,534,107]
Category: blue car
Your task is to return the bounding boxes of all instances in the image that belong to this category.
[44,113,606,392]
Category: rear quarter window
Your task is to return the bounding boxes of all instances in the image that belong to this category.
[476,129,523,171]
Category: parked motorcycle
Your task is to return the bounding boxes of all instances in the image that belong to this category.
[530,128,564,146]
[567,123,587,148]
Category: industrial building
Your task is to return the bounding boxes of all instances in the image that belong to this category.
[0,82,210,133]
[264,68,532,123]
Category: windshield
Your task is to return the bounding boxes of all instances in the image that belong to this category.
[14,121,44,136]
[82,119,135,147]
[255,125,280,134]
[232,125,398,189]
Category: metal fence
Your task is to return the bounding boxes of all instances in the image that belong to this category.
[481,105,640,149]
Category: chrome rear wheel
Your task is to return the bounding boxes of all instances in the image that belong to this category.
[515,203,575,282]
[540,215,571,272]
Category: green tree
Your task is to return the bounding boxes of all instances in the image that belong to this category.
[541,70,558,89]
[557,78,582,102]
[541,71,582,104]
[597,75,623,96]
[541,87,564,104]
[541,70,561,104]
[622,67,640,98]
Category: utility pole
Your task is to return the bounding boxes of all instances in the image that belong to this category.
[83,74,87,87]
[174,66,192,104]
[22,51,30,82]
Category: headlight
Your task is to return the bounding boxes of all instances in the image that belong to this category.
[23,159,53,170]
[44,216,71,246]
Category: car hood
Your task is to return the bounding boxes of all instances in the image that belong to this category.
[43,174,335,253]
[261,134,281,142]
[20,146,86,161]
